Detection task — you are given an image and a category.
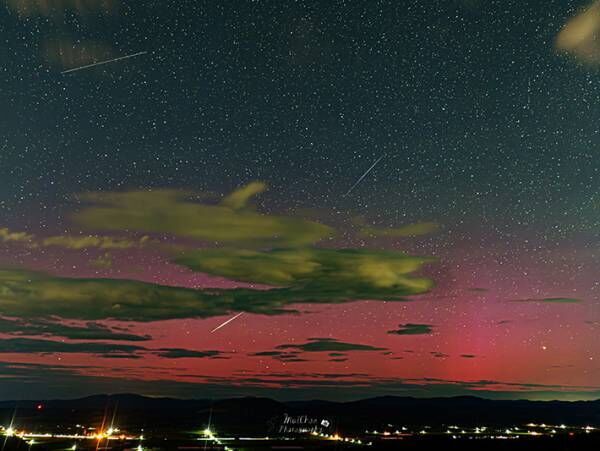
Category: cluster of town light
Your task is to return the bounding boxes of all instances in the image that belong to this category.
[1,424,144,450]
[311,430,371,445]
[2,421,597,448]
[365,423,598,439]
[202,428,234,451]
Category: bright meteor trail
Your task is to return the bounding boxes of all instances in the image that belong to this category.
[211,312,244,333]
[344,154,385,196]
[61,51,148,74]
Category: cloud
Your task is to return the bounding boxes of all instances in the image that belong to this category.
[0,337,144,356]
[250,351,307,362]
[90,253,114,269]
[360,222,439,238]
[154,349,225,359]
[0,264,432,321]
[0,268,233,321]
[430,352,449,359]
[6,0,118,17]
[556,1,600,65]
[1,183,435,323]
[42,235,150,250]
[250,338,385,362]
[3,361,598,401]
[220,181,267,210]
[508,297,583,304]
[174,247,434,298]
[0,227,34,244]
[73,185,334,246]
[2,227,151,251]
[276,338,386,353]
[0,334,229,360]
[460,354,477,359]
[0,317,151,341]
[388,323,434,335]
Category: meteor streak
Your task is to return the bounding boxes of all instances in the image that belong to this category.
[344,154,385,196]
[61,51,148,74]
[211,312,244,333]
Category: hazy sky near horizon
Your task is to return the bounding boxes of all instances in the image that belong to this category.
[1,0,600,401]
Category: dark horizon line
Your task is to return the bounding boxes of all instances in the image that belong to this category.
[1,392,599,405]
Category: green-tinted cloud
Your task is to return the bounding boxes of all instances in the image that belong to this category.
[220,181,266,210]
[0,268,233,321]
[73,185,333,246]
[42,235,150,249]
[0,259,432,322]
[0,227,34,243]
[174,247,434,296]
[388,323,434,335]
[90,253,114,269]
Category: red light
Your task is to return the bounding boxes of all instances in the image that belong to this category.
[36,404,43,410]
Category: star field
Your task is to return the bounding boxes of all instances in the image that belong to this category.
[0,0,599,400]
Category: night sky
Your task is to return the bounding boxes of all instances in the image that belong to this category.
[1,0,599,401]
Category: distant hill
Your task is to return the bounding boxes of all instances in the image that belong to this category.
[1,394,599,435]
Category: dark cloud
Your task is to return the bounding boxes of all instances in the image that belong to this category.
[388,323,434,335]
[97,353,142,359]
[276,338,386,353]
[430,352,449,359]
[252,351,287,357]
[1,361,598,402]
[460,354,477,359]
[251,338,386,362]
[0,317,151,341]
[154,349,225,359]
[508,297,583,304]
[0,336,231,361]
[249,350,307,362]
[0,337,144,356]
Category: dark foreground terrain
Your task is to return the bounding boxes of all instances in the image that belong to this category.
[2,435,600,451]
[0,394,599,450]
